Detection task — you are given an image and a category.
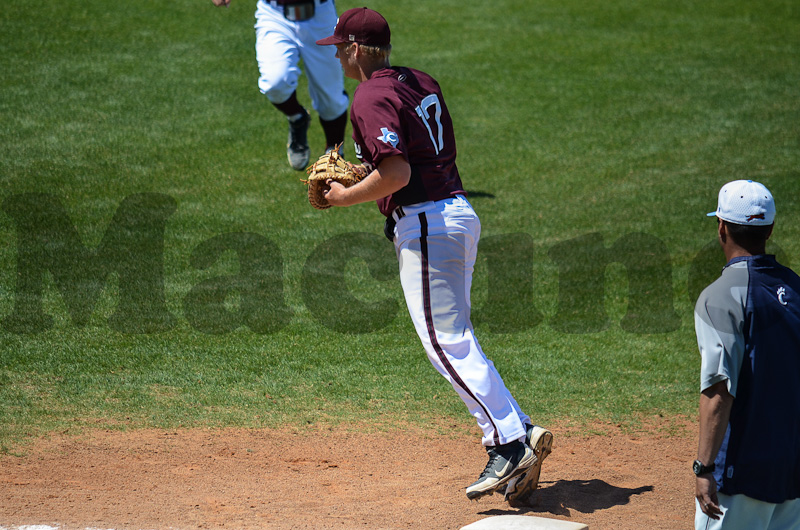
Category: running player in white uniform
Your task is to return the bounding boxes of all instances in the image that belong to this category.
[212,0,349,170]
[316,7,553,503]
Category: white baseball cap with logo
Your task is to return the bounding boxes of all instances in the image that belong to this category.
[707,179,775,226]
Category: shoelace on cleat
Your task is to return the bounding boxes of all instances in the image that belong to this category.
[478,450,503,478]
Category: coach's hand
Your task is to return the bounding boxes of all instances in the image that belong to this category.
[696,475,722,519]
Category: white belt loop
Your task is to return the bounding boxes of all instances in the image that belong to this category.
[392,206,406,223]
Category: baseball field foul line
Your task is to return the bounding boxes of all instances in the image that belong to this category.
[0,526,138,530]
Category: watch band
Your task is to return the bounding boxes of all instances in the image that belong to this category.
[693,460,715,476]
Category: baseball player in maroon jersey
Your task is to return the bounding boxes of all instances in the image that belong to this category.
[317,7,553,502]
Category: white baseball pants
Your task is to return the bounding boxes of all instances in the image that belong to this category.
[254,0,348,120]
[392,195,531,447]
[695,495,800,530]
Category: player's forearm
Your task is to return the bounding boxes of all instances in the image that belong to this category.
[336,156,410,206]
[697,381,734,465]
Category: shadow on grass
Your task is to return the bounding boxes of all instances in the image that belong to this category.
[465,190,496,199]
[481,479,654,517]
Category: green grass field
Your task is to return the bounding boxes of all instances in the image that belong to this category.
[1,0,798,453]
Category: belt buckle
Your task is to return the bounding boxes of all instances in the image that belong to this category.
[284,2,315,21]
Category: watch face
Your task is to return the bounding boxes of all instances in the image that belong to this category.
[693,461,702,474]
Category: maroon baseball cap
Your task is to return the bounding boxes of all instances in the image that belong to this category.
[316,7,391,47]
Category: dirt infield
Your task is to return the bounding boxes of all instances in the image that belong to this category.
[0,418,696,529]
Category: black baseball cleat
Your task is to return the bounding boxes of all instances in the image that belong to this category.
[287,110,311,170]
[324,144,344,156]
[466,440,535,500]
[503,424,553,506]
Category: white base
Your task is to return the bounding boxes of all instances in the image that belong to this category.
[461,515,589,530]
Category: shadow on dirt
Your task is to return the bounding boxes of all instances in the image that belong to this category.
[481,479,655,517]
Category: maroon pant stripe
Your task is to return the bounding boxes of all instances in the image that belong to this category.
[417,213,500,446]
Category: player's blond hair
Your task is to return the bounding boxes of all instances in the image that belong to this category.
[359,43,392,62]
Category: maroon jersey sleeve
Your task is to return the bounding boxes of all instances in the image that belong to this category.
[350,67,465,216]
[351,82,407,167]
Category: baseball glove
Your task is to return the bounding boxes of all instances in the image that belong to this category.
[303,147,366,210]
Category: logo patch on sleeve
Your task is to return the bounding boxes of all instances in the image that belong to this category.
[778,286,788,306]
[377,127,399,148]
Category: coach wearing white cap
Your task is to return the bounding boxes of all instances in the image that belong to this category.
[693,180,800,529]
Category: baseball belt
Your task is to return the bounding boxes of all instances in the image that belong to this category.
[267,0,328,22]
[383,206,406,241]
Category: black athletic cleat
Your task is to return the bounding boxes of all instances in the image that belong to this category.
[503,424,553,506]
[466,440,535,500]
[324,144,344,156]
[287,110,311,170]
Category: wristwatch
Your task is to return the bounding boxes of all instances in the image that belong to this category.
[693,460,715,476]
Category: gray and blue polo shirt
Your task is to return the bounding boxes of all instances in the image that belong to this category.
[694,254,800,504]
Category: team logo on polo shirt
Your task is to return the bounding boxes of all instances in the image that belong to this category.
[378,127,399,148]
[778,286,788,306]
